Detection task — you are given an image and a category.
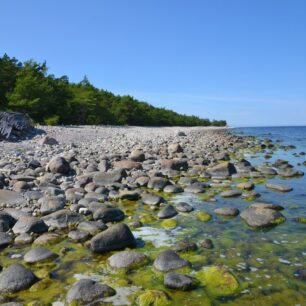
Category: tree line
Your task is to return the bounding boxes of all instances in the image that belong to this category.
[0,54,226,126]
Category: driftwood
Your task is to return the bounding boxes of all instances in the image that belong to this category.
[0,112,34,139]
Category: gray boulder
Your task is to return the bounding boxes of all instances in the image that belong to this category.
[157,205,178,219]
[24,247,56,263]
[46,156,70,174]
[153,250,190,272]
[0,264,38,293]
[12,216,48,234]
[108,250,147,269]
[164,272,196,290]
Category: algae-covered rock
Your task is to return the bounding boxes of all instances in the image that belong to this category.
[136,289,171,306]
[161,219,177,228]
[196,212,212,222]
[196,266,241,298]
[296,216,306,224]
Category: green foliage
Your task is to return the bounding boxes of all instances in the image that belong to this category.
[0,54,227,126]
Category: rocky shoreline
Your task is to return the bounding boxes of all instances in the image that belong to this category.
[0,125,305,305]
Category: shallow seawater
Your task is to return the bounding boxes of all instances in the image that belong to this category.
[1,127,306,305]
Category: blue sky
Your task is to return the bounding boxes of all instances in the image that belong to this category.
[1,0,306,126]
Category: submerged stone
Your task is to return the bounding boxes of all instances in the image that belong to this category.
[108,250,147,269]
[24,247,56,263]
[136,289,171,306]
[196,266,240,298]
[153,250,190,272]
[164,272,197,290]
[196,211,212,222]
[266,183,293,192]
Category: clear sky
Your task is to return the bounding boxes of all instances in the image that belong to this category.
[1,0,306,126]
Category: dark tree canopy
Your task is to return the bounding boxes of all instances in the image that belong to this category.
[0,54,226,127]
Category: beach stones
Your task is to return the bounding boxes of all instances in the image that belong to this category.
[206,162,236,177]
[108,251,147,269]
[12,216,48,234]
[157,205,178,219]
[0,190,25,207]
[161,159,188,171]
[66,279,115,305]
[46,156,70,174]
[220,190,242,198]
[164,272,196,290]
[114,160,142,170]
[129,149,145,162]
[168,143,183,154]
[196,266,240,298]
[0,232,13,248]
[240,205,285,228]
[153,250,190,272]
[93,207,125,222]
[175,202,193,212]
[142,193,164,206]
[90,223,136,253]
[214,207,239,217]
[42,209,84,229]
[93,169,125,186]
[0,264,38,293]
[266,183,293,192]
[24,247,56,263]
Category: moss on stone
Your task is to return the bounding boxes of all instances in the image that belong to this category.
[196,266,241,298]
[196,212,212,222]
[296,216,306,224]
[161,219,177,228]
[136,289,171,306]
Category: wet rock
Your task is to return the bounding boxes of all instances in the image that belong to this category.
[93,207,125,222]
[196,266,240,298]
[66,279,116,305]
[214,207,239,217]
[153,250,190,272]
[164,272,197,290]
[12,216,48,234]
[157,205,178,219]
[33,233,61,245]
[278,167,303,177]
[142,193,164,206]
[0,264,38,293]
[266,183,293,192]
[220,190,242,198]
[173,240,197,252]
[258,166,277,176]
[46,156,70,174]
[136,290,171,306]
[196,211,212,222]
[237,182,254,190]
[24,247,56,263]
[184,182,205,193]
[108,250,147,269]
[118,190,140,201]
[200,239,214,249]
[240,207,285,228]
[39,196,65,215]
[90,223,136,253]
[175,202,193,212]
[147,177,169,191]
[248,203,284,210]
[163,184,183,193]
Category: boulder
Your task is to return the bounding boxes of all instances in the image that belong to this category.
[46,156,70,174]
[129,149,145,162]
[66,279,115,305]
[153,250,190,272]
[114,160,142,170]
[266,183,293,192]
[12,216,48,234]
[157,205,178,219]
[206,162,236,177]
[164,272,196,290]
[161,159,188,171]
[93,207,125,222]
[24,247,56,263]
[108,250,147,269]
[0,264,38,293]
[93,169,125,186]
[90,223,136,253]
[42,209,84,229]
[214,207,239,217]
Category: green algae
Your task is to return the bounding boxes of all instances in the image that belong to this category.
[160,219,177,228]
[196,266,241,298]
[296,216,306,223]
[136,290,171,306]
[196,211,212,222]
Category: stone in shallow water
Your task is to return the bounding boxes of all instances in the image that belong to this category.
[157,205,178,219]
[196,211,212,222]
[175,202,193,212]
[240,207,285,228]
[220,190,242,198]
[141,193,164,206]
[136,289,171,306]
[66,279,116,305]
[206,162,237,177]
[196,266,240,298]
[153,250,190,272]
[163,184,183,193]
[214,207,239,217]
[108,250,147,269]
[248,203,284,210]
[0,264,38,293]
[90,223,136,253]
[68,229,90,242]
[266,183,293,192]
[200,239,214,249]
[24,247,56,263]
[173,240,197,252]
[164,272,197,290]
[184,182,205,193]
[33,233,61,245]
[93,207,125,222]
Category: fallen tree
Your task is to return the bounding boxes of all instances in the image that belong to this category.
[0,112,33,139]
